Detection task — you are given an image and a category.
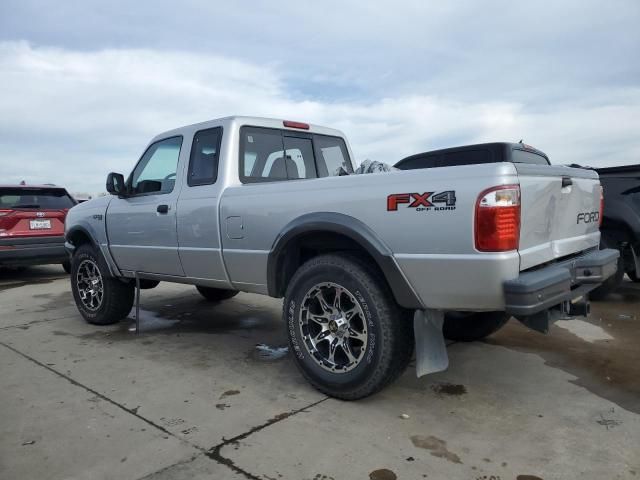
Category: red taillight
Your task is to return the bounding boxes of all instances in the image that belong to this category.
[475,185,521,252]
[599,185,604,226]
[283,120,310,130]
[0,210,12,230]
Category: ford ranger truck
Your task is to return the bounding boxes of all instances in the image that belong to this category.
[64,116,619,400]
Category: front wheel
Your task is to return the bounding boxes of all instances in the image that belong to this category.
[443,311,510,342]
[70,244,134,325]
[284,254,413,400]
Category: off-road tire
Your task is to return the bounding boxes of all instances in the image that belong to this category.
[71,244,134,325]
[284,253,413,400]
[196,286,239,302]
[443,311,510,342]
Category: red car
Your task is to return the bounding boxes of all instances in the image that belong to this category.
[0,184,77,272]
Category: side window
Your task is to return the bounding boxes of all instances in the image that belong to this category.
[188,127,222,186]
[130,136,182,195]
[314,135,353,176]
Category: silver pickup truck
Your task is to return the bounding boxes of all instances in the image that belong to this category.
[65,116,618,399]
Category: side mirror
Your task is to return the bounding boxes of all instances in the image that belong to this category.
[106,172,127,196]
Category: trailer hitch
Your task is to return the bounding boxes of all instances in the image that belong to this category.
[516,297,590,334]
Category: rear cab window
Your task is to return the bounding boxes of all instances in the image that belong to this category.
[240,126,353,183]
[0,188,76,210]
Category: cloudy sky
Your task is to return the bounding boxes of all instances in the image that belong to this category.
[1,0,639,194]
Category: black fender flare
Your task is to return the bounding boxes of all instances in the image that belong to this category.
[266,212,423,309]
[65,225,120,278]
[65,225,99,252]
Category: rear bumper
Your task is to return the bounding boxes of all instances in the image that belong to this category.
[0,236,68,265]
[503,248,619,316]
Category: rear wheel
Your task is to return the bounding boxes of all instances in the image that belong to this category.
[196,286,239,302]
[443,311,510,342]
[284,253,413,400]
[71,244,134,325]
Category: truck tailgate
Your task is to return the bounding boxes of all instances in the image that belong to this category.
[516,163,602,270]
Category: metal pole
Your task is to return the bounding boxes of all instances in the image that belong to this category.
[135,272,141,335]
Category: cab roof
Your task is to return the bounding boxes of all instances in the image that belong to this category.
[152,116,346,143]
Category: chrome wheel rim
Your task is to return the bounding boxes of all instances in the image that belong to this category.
[76,259,104,311]
[299,282,368,373]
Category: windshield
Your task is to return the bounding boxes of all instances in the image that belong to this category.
[0,188,76,209]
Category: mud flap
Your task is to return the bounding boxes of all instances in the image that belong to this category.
[413,309,449,377]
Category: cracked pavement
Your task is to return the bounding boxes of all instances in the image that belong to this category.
[1,265,639,480]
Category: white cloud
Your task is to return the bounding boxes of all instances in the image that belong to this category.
[0,41,639,194]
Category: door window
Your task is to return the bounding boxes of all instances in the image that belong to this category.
[130,136,183,195]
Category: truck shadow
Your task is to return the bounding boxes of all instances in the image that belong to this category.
[0,265,67,292]
[48,279,640,413]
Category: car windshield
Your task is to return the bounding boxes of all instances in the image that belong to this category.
[0,188,76,209]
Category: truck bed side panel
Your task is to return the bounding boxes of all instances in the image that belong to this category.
[220,163,519,309]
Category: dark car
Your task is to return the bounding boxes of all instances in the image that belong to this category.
[396,145,639,298]
[588,164,640,297]
[394,142,550,170]
[0,184,77,272]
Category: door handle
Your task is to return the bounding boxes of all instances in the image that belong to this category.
[157,204,169,214]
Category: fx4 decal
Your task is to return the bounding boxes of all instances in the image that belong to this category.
[387,191,457,212]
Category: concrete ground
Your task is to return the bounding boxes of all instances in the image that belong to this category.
[1,266,638,480]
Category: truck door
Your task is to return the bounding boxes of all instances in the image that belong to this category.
[106,136,185,276]
[175,126,230,284]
